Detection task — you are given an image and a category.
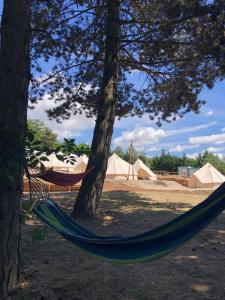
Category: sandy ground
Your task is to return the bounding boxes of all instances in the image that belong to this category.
[13,185,225,300]
[104,179,217,193]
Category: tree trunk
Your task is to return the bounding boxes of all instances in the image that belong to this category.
[0,1,30,298]
[73,0,120,217]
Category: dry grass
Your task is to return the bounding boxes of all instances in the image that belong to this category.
[13,188,225,300]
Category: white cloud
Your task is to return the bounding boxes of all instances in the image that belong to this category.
[187,150,225,160]
[169,144,198,153]
[167,122,217,136]
[146,146,161,152]
[113,120,218,151]
[114,114,153,130]
[113,127,167,149]
[189,133,225,145]
[206,110,214,116]
[114,110,184,131]
[113,120,219,152]
[217,153,225,160]
[28,94,95,140]
[186,152,199,159]
[207,146,225,153]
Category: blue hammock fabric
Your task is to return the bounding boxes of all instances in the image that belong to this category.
[32,182,225,264]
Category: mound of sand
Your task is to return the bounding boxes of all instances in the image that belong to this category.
[105,179,186,190]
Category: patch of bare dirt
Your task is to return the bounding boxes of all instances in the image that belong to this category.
[13,189,225,300]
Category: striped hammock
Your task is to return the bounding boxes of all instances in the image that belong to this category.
[31,178,225,264]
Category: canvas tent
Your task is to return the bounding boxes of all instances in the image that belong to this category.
[106,153,138,180]
[74,154,88,173]
[133,159,157,180]
[43,153,78,173]
[188,163,225,188]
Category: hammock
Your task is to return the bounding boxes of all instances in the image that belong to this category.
[33,167,94,186]
[28,172,225,264]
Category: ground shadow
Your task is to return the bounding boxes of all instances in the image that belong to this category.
[14,190,225,300]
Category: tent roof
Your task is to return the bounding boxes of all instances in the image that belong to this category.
[134,159,157,178]
[107,153,137,176]
[192,163,225,183]
[76,154,88,164]
[43,152,78,169]
[74,154,88,169]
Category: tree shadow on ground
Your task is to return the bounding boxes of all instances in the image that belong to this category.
[53,190,194,236]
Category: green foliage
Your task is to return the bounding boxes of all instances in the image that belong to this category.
[27,119,60,149]
[31,1,225,124]
[60,138,76,155]
[25,128,52,171]
[151,150,179,172]
[32,226,46,243]
[74,143,91,157]
[60,138,90,157]
[26,120,66,170]
[197,151,225,174]
[151,151,201,172]
[26,121,91,170]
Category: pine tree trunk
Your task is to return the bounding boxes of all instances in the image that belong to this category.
[0,1,30,298]
[73,0,120,217]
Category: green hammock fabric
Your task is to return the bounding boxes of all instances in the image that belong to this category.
[33,182,225,264]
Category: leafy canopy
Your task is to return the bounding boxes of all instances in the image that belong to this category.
[31,0,225,124]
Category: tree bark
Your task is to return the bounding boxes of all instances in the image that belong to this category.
[73,0,120,217]
[0,0,31,298]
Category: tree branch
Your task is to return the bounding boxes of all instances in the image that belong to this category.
[121,3,223,48]
[59,5,105,24]
[121,55,224,67]
[121,39,192,46]
[121,3,220,25]
[32,59,94,88]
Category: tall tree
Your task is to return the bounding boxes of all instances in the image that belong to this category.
[74,0,120,215]
[0,0,31,298]
[31,0,225,216]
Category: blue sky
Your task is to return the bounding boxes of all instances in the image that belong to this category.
[28,74,225,159]
[1,1,225,158]
[113,80,224,157]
